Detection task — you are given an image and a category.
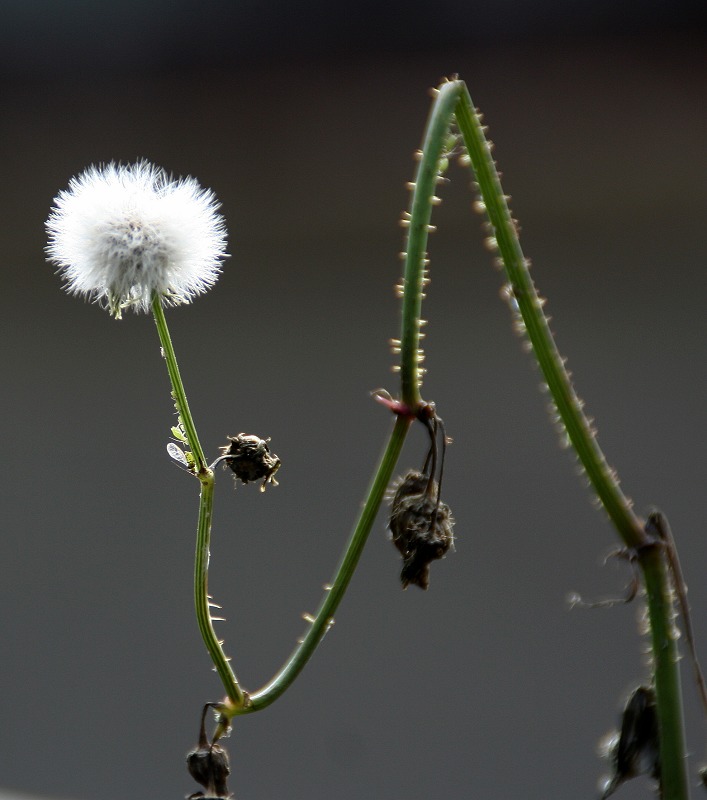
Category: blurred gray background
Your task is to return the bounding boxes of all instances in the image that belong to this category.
[1,2,706,799]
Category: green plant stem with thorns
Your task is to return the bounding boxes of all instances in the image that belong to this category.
[418,78,689,798]
[152,293,414,717]
[154,79,696,798]
[152,296,247,709]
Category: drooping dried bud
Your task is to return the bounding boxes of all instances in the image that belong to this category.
[186,703,231,799]
[699,764,707,791]
[220,433,281,491]
[389,470,429,503]
[388,470,454,590]
[186,742,230,799]
[599,685,660,799]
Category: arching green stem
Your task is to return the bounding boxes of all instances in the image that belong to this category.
[153,293,413,715]
[238,414,411,713]
[437,81,647,549]
[399,84,461,409]
[437,79,688,799]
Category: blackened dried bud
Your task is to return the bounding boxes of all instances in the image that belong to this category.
[390,470,429,501]
[187,703,232,800]
[600,686,660,799]
[186,740,230,799]
[388,470,454,590]
[697,766,707,789]
[221,433,281,491]
[699,764,707,791]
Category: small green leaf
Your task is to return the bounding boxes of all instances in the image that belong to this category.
[171,426,189,443]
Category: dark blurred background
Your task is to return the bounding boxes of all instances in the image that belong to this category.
[1,2,706,799]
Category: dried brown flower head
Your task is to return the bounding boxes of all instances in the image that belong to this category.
[220,433,281,491]
[186,704,231,799]
[388,470,454,590]
[600,685,660,799]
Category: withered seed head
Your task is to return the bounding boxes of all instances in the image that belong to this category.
[600,685,660,799]
[389,470,429,502]
[220,433,281,491]
[698,764,707,789]
[388,470,454,590]
[186,742,231,799]
[187,703,232,800]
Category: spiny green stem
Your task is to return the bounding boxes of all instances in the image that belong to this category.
[193,474,246,708]
[151,296,208,473]
[451,84,646,550]
[400,85,460,408]
[151,296,246,708]
[641,543,689,800]
[235,414,412,714]
[236,89,456,709]
[441,79,688,799]
[154,288,413,716]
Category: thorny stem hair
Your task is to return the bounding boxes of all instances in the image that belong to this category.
[436,78,693,799]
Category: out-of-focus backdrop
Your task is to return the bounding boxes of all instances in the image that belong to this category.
[1,3,705,799]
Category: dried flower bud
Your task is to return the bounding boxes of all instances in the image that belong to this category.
[388,470,454,590]
[220,433,281,491]
[186,741,230,799]
[699,764,707,790]
[599,686,660,799]
[187,704,231,800]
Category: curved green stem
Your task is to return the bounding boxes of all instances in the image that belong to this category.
[152,296,246,708]
[438,79,688,798]
[400,84,461,408]
[236,84,458,713]
[193,473,247,707]
[451,84,646,550]
[240,414,411,713]
[153,293,413,716]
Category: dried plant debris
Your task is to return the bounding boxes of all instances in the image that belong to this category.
[220,433,281,491]
[699,764,707,791]
[388,470,454,589]
[187,704,232,799]
[599,686,660,799]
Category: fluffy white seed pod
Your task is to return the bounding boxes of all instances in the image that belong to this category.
[46,161,228,317]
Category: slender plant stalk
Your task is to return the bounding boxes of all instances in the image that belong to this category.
[244,414,411,712]
[153,296,415,716]
[151,296,208,473]
[417,78,689,799]
[241,91,469,712]
[191,475,248,708]
[452,83,647,549]
[399,83,461,409]
[633,570,687,800]
[152,296,247,709]
[642,544,689,798]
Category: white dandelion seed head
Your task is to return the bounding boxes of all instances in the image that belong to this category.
[45,160,228,317]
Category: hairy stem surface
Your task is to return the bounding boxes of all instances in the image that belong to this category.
[152,297,246,708]
[414,78,689,799]
[242,415,411,712]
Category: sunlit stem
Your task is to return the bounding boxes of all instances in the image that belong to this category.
[151,295,246,708]
[228,414,411,714]
[436,79,688,799]
[399,85,460,409]
[151,296,207,473]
